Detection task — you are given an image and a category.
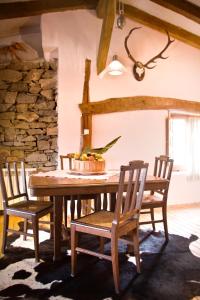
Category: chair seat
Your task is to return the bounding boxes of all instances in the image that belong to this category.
[72,210,114,229]
[142,195,164,208]
[7,200,53,215]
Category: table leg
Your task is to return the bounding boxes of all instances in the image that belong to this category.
[53,195,63,261]
[110,193,116,211]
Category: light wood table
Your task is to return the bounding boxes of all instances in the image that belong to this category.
[29,171,168,261]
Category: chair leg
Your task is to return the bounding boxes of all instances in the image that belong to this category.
[150,207,156,231]
[2,214,9,254]
[23,219,28,241]
[32,217,39,262]
[50,211,54,240]
[71,224,78,277]
[132,228,141,273]
[70,196,75,221]
[99,237,104,253]
[111,236,120,294]
[162,205,169,242]
[63,196,68,228]
[77,196,82,218]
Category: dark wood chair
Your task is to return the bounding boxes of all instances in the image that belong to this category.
[140,155,174,242]
[0,160,53,262]
[60,155,101,228]
[70,160,148,294]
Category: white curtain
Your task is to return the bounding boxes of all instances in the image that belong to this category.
[169,116,200,180]
[185,117,200,180]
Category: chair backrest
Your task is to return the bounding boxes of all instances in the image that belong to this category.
[113,160,148,226]
[152,155,174,196]
[0,160,29,209]
[60,155,73,170]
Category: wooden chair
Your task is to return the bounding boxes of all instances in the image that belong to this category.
[60,155,101,228]
[0,160,53,262]
[140,155,174,242]
[70,160,148,294]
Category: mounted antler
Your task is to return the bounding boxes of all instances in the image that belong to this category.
[124,27,175,81]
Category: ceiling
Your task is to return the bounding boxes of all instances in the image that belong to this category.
[0,0,199,39]
[0,0,199,73]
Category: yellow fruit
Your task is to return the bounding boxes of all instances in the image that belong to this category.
[74,153,80,160]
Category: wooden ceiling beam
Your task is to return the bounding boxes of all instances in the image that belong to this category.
[96,0,107,18]
[0,0,98,20]
[124,4,200,49]
[79,96,200,115]
[150,0,200,24]
[97,0,116,75]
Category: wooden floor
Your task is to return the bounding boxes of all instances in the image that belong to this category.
[0,203,200,258]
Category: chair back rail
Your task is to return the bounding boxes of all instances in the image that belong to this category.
[152,155,173,196]
[113,160,148,226]
[0,160,29,209]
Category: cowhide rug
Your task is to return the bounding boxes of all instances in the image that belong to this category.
[0,224,199,300]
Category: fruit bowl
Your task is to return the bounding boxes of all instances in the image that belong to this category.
[67,136,121,174]
[73,159,105,174]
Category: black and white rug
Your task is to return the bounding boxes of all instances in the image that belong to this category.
[0,224,200,300]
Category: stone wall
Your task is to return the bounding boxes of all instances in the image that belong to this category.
[0,59,58,171]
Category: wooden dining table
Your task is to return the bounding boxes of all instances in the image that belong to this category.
[29,170,169,261]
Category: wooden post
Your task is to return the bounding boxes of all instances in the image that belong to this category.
[80,58,92,152]
[80,58,93,214]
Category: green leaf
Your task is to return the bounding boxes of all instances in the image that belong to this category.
[91,136,121,154]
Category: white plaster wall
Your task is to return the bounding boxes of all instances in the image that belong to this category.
[41,10,200,204]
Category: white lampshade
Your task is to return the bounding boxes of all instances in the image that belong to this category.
[107,55,126,76]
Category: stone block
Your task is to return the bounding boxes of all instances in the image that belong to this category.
[0,104,13,112]
[16,104,28,112]
[25,151,47,162]
[5,91,17,104]
[10,82,28,92]
[29,122,46,129]
[0,90,6,101]
[0,119,12,127]
[17,112,39,122]
[14,121,29,129]
[8,60,41,71]
[22,136,36,142]
[40,89,54,100]
[50,137,57,150]
[28,129,46,135]
[42,70,56,79]
[0,69,22,82]
[11,149,24,159]
[37,140,50,150]
[39,78,57,90]
[0,80,8,89]
[5,128,16,142]
[0,146,10,161]
[35,99,55,110]
[17,93,37,104]
[29,86,41,94]
[0,112,15,120]
[24,69,44,82]
[0,134,4,142]
[47,127,58,136]
[39,116,57,123]
[14,142,24,147]
[24,142,36,147]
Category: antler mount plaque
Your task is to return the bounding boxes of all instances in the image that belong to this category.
[124,27,175,81]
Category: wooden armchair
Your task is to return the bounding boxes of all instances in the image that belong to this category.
[0,160,53,262]
[140,155,174,241]
[70,160,148,294]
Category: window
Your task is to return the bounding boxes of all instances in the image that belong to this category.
[168,113,200,180]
